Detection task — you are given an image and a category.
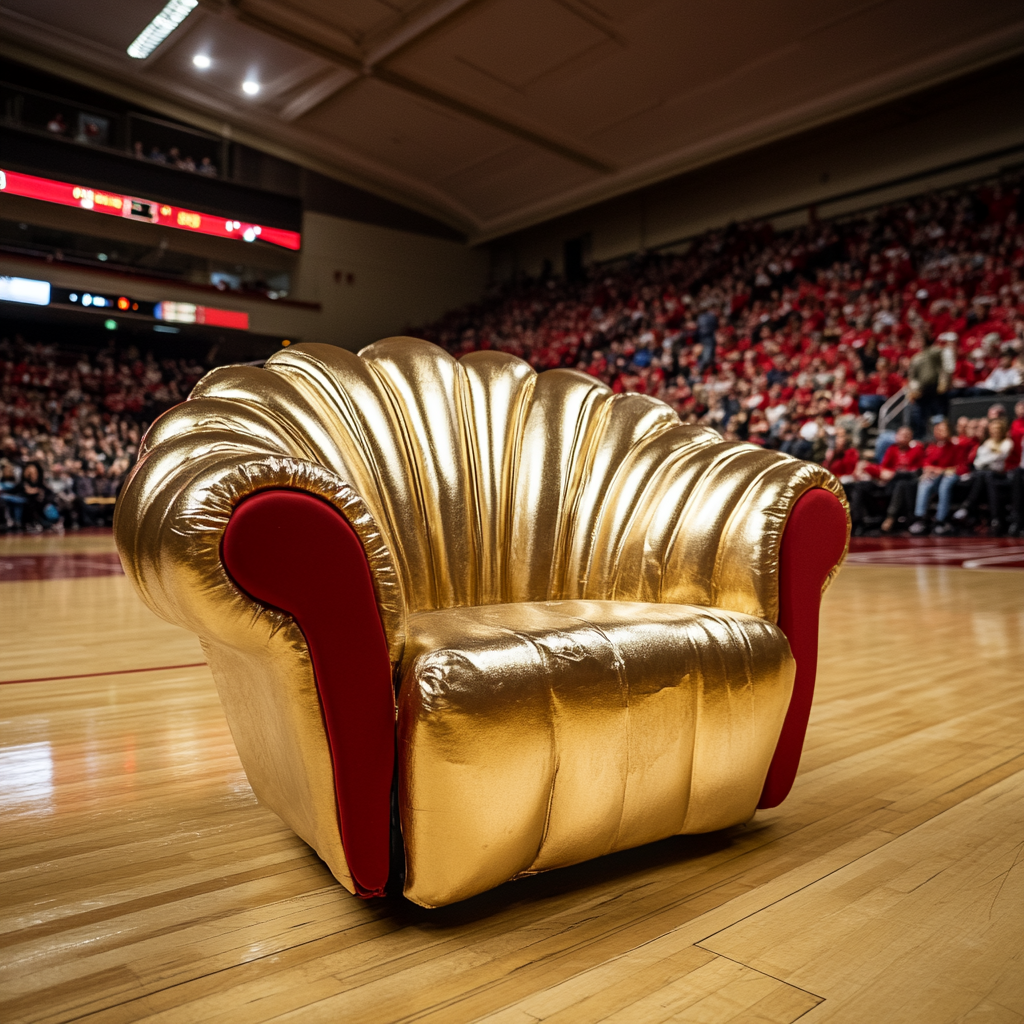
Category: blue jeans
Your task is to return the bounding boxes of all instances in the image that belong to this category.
[914,474,957,522]
[0,492,26,528]
[875,430,897,464]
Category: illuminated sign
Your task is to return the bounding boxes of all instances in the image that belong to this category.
[51,287,155,316]
[0,169,301,251]
[0,276,51,305]
[7,283,250,331]
[155,301,249,330]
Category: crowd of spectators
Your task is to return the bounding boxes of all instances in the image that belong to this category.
[0,335,206,532]
[131,140,219,176]
[3,169,1024,536]
[418,169,1024,535]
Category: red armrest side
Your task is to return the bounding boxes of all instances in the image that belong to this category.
[758,488,848,809]
[222,490,395,897]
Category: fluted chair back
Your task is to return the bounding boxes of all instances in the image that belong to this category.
[141,338,839,624]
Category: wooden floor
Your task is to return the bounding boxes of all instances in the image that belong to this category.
[1,532,1022,1024]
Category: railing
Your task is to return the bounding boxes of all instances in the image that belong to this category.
[1,81,124,149]
[1,80,229,179]
[878,386,909,432]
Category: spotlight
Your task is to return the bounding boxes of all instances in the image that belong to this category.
[242,80,260,96]
[127,0,197,59]
[193,54,211,69]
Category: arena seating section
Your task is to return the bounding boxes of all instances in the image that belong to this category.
[2,169,1022,533]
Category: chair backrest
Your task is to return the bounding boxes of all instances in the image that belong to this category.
[167,338,822,619]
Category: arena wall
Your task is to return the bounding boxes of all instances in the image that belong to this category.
[488,55,1024,281]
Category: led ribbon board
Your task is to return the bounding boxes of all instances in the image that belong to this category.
[155,301,248,329]
[0,169,301,251]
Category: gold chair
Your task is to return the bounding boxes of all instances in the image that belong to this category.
[115,338,849,908]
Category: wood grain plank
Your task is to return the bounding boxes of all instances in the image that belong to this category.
[0,557,1020,1024]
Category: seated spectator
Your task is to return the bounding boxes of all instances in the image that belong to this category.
[1010,399,1024,456]
[47,112,67,134]
[0,459,22,530]
[49,462,78,525]
[14,460,58,533]
[847,426,923,534]
[823,426,860,514]
[777,421,812,461]
[953,418,1015,534]
[908,420,957,534]
[859,356,905,417]
[981,352,1023,392]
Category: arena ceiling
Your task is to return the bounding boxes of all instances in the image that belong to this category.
[3,0,1024,242]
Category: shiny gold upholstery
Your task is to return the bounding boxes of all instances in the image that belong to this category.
[115,338,847,907]
[400,601,794,908]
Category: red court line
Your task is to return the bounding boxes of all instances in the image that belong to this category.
[0,662,207,686]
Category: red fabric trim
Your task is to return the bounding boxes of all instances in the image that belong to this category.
[222,491,394,897]
[758,488,849,809]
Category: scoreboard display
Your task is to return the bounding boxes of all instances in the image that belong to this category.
[0,168,301,251]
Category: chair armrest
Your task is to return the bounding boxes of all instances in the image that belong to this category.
[594,441,849,809]
[649,445,849,808]
[760,487,849,807]
[115,423,405,897]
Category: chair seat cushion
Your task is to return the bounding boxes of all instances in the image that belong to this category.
[397,600,795,907]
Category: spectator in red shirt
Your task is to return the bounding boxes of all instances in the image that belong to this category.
[1009,399,1024,468]
[1004,401,1024,536]
[823,425,859,481]
[848,426,922,532]
[859,357,904,414]
[908,420,957,534]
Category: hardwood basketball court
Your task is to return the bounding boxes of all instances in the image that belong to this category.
[1,530,1021,1024]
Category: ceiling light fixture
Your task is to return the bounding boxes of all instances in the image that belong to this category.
[241,79,260,96]
[192,54,211,69]
[127,0,198,60]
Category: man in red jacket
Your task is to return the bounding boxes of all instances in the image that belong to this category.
[849,426,923,533]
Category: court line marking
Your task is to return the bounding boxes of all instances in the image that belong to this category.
[0,663,207,686]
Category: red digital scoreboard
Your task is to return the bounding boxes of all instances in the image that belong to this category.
[0,168,301,251]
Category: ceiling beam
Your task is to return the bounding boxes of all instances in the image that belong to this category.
[226,3,364,74]
[227,0,613,172]
[361,0,481,70]
[374,67,613,173]
[278,68,359,122]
